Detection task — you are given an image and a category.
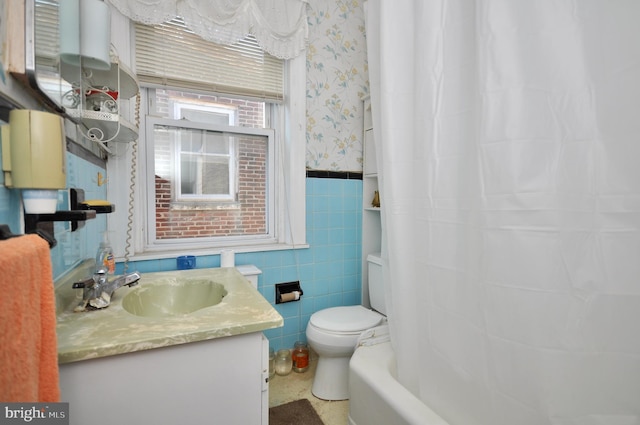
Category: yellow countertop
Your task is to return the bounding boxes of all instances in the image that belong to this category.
[55,264,283,364]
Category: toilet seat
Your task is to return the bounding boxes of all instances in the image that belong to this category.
[309,306,382,334]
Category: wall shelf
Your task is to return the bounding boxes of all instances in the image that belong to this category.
[61,54,140,147]
[67,109,138,143]
[361,97,382,308]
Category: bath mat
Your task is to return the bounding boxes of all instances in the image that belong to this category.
[269,398,325,425]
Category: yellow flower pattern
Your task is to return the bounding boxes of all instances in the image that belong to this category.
[306,0,369,171]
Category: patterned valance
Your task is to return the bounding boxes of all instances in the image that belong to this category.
[108,0,309,59]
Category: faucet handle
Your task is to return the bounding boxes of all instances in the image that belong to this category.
[72,277,94,289]
[93,268,108,284]
[122,272,142,287]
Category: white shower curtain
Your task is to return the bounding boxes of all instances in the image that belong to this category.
[365,1,640,424]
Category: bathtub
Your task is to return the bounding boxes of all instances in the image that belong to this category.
[348,340,451,425]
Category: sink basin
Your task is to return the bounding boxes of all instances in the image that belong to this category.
[122,279,227,318]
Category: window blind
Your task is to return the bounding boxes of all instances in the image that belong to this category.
[135,19,284,102]
[34,0,60,71]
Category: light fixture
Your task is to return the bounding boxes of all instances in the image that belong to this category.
[59,0,111,71]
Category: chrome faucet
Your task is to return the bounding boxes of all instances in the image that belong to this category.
[73,268,141,312]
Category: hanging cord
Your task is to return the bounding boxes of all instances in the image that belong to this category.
[276,107,302,282]
[123,92,140,273]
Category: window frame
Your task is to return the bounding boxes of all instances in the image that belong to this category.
[145,113,276,248]
[105,14,307,259]
[173,102,237,125]
[167,99,240,202]
[173,126,237,202]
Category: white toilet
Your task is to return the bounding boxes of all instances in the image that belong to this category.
[306,253,386,400]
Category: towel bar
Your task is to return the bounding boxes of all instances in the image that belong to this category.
[0,224,57,248]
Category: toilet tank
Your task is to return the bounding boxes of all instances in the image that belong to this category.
[367,254,386,315]
[235,264,262,289]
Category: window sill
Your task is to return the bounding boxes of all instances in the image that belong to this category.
[120,242,309,263]
[170,201,240,211]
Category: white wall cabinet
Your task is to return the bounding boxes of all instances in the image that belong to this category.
[361,97,381,307]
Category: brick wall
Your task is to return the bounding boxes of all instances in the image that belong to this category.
[153,90,268,239]
[155,135,267,239]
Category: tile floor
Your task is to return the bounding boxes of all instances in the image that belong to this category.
[269,352,349,425]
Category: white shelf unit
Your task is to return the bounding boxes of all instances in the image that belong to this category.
[61,56,140,149]
[361,97,382,308]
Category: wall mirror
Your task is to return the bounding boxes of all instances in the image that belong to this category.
[27,0,78,116]
[29,0,112,122]
[27,0,132,158]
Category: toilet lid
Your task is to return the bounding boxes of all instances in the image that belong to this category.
[310,306,382,333]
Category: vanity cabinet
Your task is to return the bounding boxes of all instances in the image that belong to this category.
[59,332,270,425]
[56,266,280,425]
[361,97,382,308]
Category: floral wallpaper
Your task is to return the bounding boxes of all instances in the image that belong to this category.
[306,0,369,172]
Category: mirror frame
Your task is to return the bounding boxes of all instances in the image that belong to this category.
[25,0,81,122]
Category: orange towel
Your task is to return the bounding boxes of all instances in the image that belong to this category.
[0,234,60,402]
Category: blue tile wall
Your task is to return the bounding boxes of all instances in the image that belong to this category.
[50,153,107,280]
[1,144,362,352]
[0,175,22,234]
[115,177,363,351]
[0,144,107,280]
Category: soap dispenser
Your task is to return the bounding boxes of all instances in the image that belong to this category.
[1,109,66,214]
[96,232,115,275]
[1,109,66,190]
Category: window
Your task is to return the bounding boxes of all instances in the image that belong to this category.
[162,124,236,202]
[174,103,237,126]
[162,103,237,202]
[145,89,274,244]
[106,17,306,257]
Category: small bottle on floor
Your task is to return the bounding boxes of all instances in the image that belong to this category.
[275,349,293,375]
[292,341,309,373]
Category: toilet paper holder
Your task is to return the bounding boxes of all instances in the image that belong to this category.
[275,281,303,304]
